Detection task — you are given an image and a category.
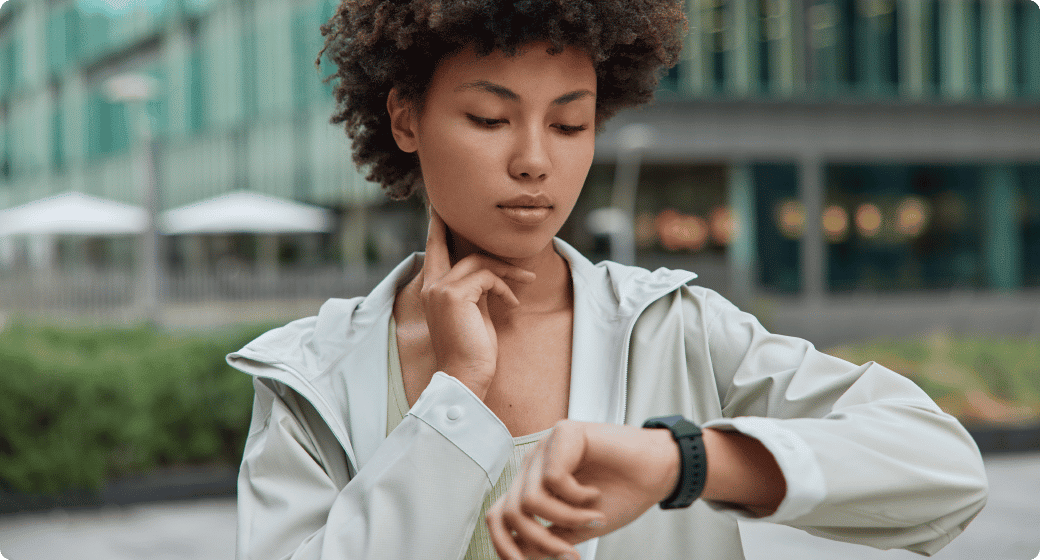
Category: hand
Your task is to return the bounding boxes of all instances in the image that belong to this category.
[420,208,535,399]
[486,420,680,560]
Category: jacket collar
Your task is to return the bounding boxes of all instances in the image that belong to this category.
[231,238,697,471]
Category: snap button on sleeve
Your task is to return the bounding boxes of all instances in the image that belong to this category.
[446,405,463,421]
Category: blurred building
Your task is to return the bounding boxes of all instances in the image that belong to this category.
[1,0,1039,333]
[584,0,1040,303]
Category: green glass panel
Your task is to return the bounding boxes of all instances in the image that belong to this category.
[188,49,206,133]
[754,163,800,293]
[47,11,67,75]
[0,40,13,98]
[52,106,65,171]
[242,29,258,118]
[968,0,984,96]
[87,94,129,159]
[1015,1,1040,96]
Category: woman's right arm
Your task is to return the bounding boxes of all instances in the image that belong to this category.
[237,372,513,560]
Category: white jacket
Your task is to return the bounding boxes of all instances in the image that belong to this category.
[228,239,988,560]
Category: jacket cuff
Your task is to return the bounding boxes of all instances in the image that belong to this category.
[700,416,826,523]
[409,372,513,484]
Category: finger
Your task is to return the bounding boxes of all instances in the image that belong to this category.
[444,253,536,285]
[540,431,603,507]
[429,269,521,309]
[517,440,603,531]
[486,500,526,560]
[423,206,452,283]
[504,507,581,560]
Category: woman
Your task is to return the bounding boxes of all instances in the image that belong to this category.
[229,2,987,560]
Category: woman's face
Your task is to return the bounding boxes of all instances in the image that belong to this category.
[389,42,597,261]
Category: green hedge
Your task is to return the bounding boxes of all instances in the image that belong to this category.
[0,323,269,495]
[827,332,1040,426]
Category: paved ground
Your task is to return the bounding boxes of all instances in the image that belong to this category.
[0,453,1037,560]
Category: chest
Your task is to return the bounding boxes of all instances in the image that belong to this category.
[395,311,573,437]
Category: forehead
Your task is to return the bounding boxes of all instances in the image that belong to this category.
[429,42,597,97]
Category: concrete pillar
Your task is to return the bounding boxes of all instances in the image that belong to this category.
[799,156,825,300]
[728,162,756,310]
[341,204,368,286]
[258,234,279,288]
[982,165,1022,290]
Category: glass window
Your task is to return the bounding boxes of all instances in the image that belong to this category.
[825,164,984,291]
[87,93,129,158]
[52,105,65,171]
[704,0,727,92]
[808,0,846,93]
[1014,0,1040,96]
[757,0,773,90]
[926,0,942,96]
[754,163,800,293]
[855,0,899,95]
[47,10,67,75]
[292,3,334,107]
[1021,166,1040,287]
[1,113,10,181]
[188,48,206,133]
[242,28,258,119]
[968,0,984,96]
[1,37,18,97]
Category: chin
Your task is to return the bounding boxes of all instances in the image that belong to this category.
[465,231,558,262]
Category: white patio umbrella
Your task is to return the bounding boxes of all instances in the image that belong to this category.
[0,191,148,236]
[160,191,334,234]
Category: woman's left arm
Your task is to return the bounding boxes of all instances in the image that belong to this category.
[488,287,988,559]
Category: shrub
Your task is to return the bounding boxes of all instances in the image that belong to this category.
[0,323,268,495]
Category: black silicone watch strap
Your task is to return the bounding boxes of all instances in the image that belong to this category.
[642,415,706,509]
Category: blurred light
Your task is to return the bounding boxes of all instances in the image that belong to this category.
[656,209,709,252]
[822,205,849,243]
[935,191,966,231]
[709,206,737,246]
[860,0,895,18]
[775,199,805,240]
[854,203,882,238]
[809,3,837,47]
[634,212,656,249]
[896,197,930,237]
[77,0,168,16]
[104,73,158,103]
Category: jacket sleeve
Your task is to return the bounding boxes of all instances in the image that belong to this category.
[236,371,513,560]
[692,287,988,555]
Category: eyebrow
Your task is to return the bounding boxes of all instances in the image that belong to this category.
[456,80,594,105]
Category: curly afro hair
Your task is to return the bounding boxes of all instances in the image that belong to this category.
[318,0,687,200]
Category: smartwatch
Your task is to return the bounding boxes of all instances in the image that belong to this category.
[641,415,706,509]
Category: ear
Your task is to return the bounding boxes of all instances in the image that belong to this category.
[387,88,418,153]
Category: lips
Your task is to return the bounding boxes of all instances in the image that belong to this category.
[497,193,553,209]
[497,193,554,226]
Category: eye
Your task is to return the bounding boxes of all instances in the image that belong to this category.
[553,123,588,135]
[467,114,507,128]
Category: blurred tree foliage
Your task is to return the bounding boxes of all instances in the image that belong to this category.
[828,332,1040,427]
[0,323,269,495]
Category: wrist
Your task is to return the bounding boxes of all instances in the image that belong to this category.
[642,415,706,509]
[645,429,682,503]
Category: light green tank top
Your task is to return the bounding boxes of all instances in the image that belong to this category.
[387,317,552,560]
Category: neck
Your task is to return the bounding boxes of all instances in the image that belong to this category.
[449,232,572,315]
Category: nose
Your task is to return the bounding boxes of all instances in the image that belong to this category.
[508,125,550,181]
